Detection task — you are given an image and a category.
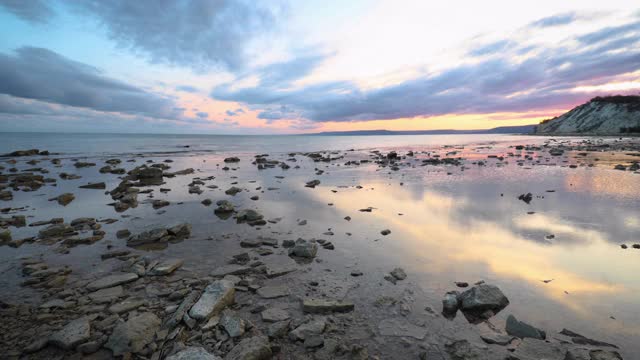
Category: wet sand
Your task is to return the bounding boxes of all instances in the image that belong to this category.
[0,135,638,359]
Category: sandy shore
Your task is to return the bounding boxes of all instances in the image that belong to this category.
[0,136,638,359]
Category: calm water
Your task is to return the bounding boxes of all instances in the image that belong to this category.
[0,132,539,156]
[1,132,639,357]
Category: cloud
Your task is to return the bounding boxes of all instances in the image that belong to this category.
[196,111,208,119]
[211,19,640,123]
[176,85,199,93]
[0,47,181,118]
[70,0,284,71]
[468,40,513,57]
[529,13,577,28]
[0,0,53,23]
[577,21,640,45]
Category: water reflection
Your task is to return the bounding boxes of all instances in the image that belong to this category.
[303,170,640,343]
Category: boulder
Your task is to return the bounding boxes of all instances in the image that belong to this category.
[458,284,509,320]
[257,285,289,299]
[88,286,124,303]
[38,223,74,238]
[79,182,106,189]
[50,193,75,206]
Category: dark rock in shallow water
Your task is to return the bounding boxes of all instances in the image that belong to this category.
[559,328,618,348]
[505,314,546,340]
[442,291,460,317]
[457,284,509,323]
[224,156,240,163]
[305,179,321,188]
[79,182,106,189]
[288,238,318,258]
[518,193,533,204]
[49,193,75,206]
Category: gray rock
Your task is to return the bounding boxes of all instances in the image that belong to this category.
[508,338,564,360]
[109,297,145,314]
[390,267,407,280]
[505,314,546,340]
[86,273,138,291]
[289,318,326,341]
[167,347,222,360]
[49,316,91,350]
[164,291,199,330]
[589,350,623,360]
[458,283,509,318]
[220,309,246,338]
[257,285,289,299]
[168,223,191,237]
[211,264,251,277]
[304,335,324,348]
[261,308,290,322]
[38,223,74,238]
[188,280,235,320]
[302,298,355,314]
[442,291,460,315]
[225,335,272,360]
[148,258,183,276]
[225,186,243,195]
[105,312,161,356]
[88,286,123,303]
[288,238,318,258]
[267,321,290,338]
[127,228,168,246]
[565,349,591,360]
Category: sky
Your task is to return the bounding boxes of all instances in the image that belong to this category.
[0,0,638,134]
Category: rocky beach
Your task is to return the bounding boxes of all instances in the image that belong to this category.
[0,134,638,360]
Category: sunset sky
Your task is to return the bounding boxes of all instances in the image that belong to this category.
[0,0,639,134]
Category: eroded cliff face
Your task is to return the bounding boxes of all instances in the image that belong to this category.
[535,96,640,135]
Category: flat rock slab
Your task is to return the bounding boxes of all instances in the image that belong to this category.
[225,336,272,360]
[106,312,160,356]
[378,318,426,340]
[148,258,183,276]
[302,298,354,314]
[211,264,251,277]
[261,308,291,323]
[87,273,138,291]
[49,317,91,350]
[257,285,289,299]
[289,318,326,341]
[166,346,222,360]
[508,338,564,360]
[88,286,123,304]
[189,280,235,320]
[109,297,145,314]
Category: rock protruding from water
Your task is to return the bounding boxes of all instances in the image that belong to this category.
[48,316,91,350]
[506,314,546,340]
[457,284,509,323]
